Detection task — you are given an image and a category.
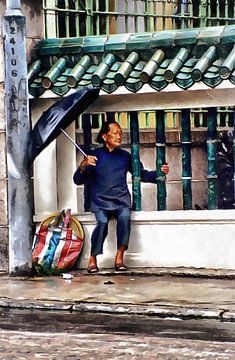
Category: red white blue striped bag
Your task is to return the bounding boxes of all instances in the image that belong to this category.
[32,210,84,275]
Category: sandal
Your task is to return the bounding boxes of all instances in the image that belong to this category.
[114,263,127,272]
[87,265,99,274]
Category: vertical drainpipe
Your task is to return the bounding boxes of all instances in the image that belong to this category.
[3,0,32,275]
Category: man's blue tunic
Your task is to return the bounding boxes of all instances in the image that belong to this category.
[73,146,156,212]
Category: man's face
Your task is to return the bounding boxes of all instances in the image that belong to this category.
[102,123,123,151]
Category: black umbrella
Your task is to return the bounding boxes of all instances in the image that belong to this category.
[29,87,100,162]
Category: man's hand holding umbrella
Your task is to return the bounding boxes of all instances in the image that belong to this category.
[79,155,98,172]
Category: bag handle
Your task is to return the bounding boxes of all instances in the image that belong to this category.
[49,210,65,228]
[39,210,84,239]
[47,208,71,229]
[63,208,71,228]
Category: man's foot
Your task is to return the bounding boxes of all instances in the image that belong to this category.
[114,263,127,272]
[114,245,127,271]
[87,255,98,274]
[87,265,99,274]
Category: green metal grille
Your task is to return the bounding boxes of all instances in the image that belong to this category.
[43,0,235,38]
[76,107,234,211]
[77,107,235,130]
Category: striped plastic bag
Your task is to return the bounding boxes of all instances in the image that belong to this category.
[32,209,84,275]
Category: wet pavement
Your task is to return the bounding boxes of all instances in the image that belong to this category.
[3,329,235,359]
[0,268,235,321]
[1,269,235,359]
[1,310,235,341]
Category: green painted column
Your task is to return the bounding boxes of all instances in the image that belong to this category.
[130,112,141,211]
[82,114,92,212]
[155,110,167,211]
[207,107,218,209]
[181,109,192,210]
[199,0,207,27]
[86,0,93,35]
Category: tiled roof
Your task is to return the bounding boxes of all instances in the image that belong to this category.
[28,25,235,97]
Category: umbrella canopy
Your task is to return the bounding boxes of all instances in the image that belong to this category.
[29,87,100,161]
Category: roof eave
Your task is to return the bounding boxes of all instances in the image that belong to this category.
[29,80,235,111]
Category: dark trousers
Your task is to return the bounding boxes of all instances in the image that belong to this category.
[91,207,131,256]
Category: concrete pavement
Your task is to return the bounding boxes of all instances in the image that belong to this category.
[0,267,235,322]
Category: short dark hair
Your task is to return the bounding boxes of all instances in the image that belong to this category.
[96,121,121,144]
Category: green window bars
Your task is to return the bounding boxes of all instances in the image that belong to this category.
[43,0,235,39]
[77,107,234,211]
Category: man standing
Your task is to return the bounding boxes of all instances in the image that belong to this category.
[73,121,169,273]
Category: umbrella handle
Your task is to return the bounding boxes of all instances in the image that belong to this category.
[60,128,87,157]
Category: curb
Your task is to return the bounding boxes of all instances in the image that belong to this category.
[2,267,235,279]
[0,298,233,322]
[79,267,235,279]
[73,303,223,320]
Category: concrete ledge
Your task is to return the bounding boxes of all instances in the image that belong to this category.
[34,209,235,224]
[33,209,235,271]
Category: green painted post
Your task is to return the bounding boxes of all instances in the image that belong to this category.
[82,113,92,212]
[105,0,109,34]
[65,0,69,37]
[156,111,167,211]
[199,0,207,27]
[75,0,79,36]
[207,107,218,209]
[181,109,192,210]
[145,0,150,32]
[95,0,100,35]
[130,111,141,211]
[86,0,93,35]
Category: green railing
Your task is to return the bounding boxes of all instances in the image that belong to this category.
[77,107,235,130]
[77,107,235,211]
[43,0,235,38]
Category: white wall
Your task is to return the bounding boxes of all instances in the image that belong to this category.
[73,210,235,270]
